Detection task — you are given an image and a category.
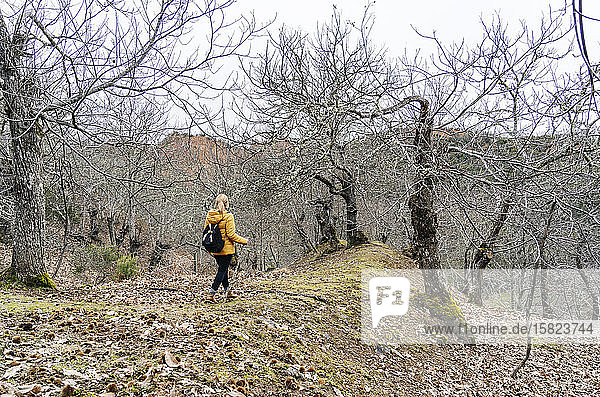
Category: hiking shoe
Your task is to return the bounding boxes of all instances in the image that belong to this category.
[205,294,218,304]
[226,290,238,300]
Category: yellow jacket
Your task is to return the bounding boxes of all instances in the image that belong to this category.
[204,209,247,255]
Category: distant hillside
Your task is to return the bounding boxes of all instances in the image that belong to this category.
[159,133,233,176]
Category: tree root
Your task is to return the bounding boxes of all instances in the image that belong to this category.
[0,267,57,289]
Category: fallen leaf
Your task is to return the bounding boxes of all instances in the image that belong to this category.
[162,349,181,368]
[61,384,75,397]
[3,365,25,380]
[17,384,41,394]
[62,369,87,379]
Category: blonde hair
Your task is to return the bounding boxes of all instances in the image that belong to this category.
[215,194,229,214]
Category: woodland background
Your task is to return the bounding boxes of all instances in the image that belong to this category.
[0,0,597,294]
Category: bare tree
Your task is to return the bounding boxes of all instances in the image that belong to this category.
[0,13,47,285]
[242,7,400,246]
[0,0,261,286]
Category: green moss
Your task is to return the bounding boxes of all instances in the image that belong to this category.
[311,240,347,258]
[412,290,475,343]
[412,290,466,324]
[29,272,57,289]
[0,266,16,283]
[72,391,98,397]
[347,230,369,247]
[3,270,58,289]
[0,242,428,395]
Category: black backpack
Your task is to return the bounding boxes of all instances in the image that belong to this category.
[202,217,226,253]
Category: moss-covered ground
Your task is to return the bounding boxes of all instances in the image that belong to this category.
[1,243,599,396]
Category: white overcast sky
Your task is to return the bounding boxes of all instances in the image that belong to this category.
[238,0,600,71]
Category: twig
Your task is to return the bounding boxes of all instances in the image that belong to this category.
[511,201,556,378]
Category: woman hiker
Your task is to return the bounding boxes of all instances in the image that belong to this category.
[204,194,248,303]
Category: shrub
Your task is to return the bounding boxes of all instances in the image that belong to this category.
[73,245,139,283]
[116,254,138,280]
[73,244,119,278]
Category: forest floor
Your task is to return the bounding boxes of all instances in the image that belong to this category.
[1,243,599,396]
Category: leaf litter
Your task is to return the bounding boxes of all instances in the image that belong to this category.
[0,243,599,396]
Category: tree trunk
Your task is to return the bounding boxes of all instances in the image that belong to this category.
[341,178,368,246]
[474,199,511,270]
[314,174,368,248]
[107,216,116,246]
[88,205,100,243]
[129,228,142,254]
[8,119,48,285]
[126,200,141,254]
[149,240,171,272]
[512,201,556,377]
[314,198,337,247]
[116,222,128,247]
[575,252,599,320]
[0,16,53,287]
[469,199,512,305]
[538,201,556,319]
[406,98,446,295]
[52,155,71,279]
[292,208,315,252]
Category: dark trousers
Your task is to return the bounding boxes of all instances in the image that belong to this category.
[211,254,232,292]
